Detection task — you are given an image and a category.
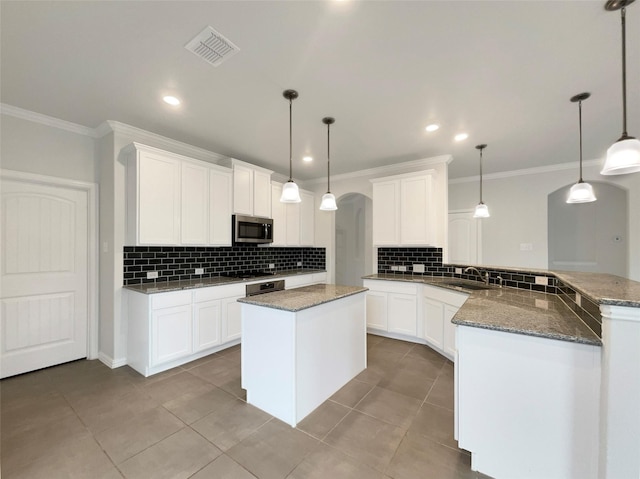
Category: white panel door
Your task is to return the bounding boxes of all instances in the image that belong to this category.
[1,178,88,378]
[151,305,192,367]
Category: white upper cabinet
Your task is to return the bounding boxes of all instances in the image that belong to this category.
[299,190,315,246]
[271,181,315,247]
[181,161,209,245]
[371,171,436,247]
[228,160,273,218]
[209,168,232,246]
[124,143,232,246]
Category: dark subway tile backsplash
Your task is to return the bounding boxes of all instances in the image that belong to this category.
[123,246,325,285]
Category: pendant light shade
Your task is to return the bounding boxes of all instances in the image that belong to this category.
[280,89,302,203]
[319,117,337,211]
[567,92,597,204]
[601,0,640,175]
[473,144,490,218]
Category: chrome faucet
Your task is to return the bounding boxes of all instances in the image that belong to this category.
[464,266,490,285]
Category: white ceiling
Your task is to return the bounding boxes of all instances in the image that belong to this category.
[1,1,639,180]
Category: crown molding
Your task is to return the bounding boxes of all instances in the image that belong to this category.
[98,120,231,163]
[1,103,96,137]
[304,154,453,185]
[449,159,603,184]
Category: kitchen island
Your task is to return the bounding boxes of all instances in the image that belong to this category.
[238,284,367,427]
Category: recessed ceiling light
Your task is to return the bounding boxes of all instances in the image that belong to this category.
[425,124,439,132]
[303,156,313,162]
[163,95,181,106]
[454,133,469,142]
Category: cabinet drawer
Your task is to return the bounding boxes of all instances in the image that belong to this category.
[194,283,246,302]
[312,272,327,284]
[151,290,192,310]
[363,279,417,295]
[286,275,313,289]
[423,284,468,307]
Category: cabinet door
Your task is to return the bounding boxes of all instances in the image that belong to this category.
[138,151,181,245]
[181,162,209,245]
[366,291,388,331]
[388,292,417,336]
[151,305,192,366]
[233,164,253,215]
[210,169,232,246]
[400,175,432,245]
[221,296,242,343]
[444,304,458,358]
[286,203,301,246]
[253,170,272,218]
[423,297,445,350]
[372,181,399,245]
[271,183,287,246]
[194,300,221,352]
[299,190,315,246]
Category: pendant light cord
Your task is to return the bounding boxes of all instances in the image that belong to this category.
[327,122,331,193]
[578,99,584,182]
[288,97,293,181]
[621,7,629,137]
[479,148,484,203]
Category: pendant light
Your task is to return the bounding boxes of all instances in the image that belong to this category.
[601,0,640,175]
[280,89,302,203]
[473,144,490,218]
[319,117,338,211]
[567,93,597,203]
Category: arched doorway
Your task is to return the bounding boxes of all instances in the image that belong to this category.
[335,193,373,286]
[548,181,628,277]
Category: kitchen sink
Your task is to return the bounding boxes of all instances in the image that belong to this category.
[440,280,492,291]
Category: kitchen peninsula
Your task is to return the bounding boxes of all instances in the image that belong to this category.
[238,284,367,427]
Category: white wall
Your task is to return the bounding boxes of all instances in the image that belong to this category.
[0,114,96,182]
[449,161,640,281]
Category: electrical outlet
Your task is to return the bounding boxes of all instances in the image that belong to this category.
[297,261,302,267]
[413,264,425,273]
[455,268,463,275]
[535,276,548,286]
[575,292,582,307]
[147,271,158,279]
[391,266,399,271]
[520,243,533,251]
[195,268,204,275]
[398,266,407,272]
[269,263,275,269]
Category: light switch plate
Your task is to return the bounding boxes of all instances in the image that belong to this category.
[413,264,425,273]
[391,266,399,271]
[269,263,275,269]
[297,261,302,267]
[535,276,548,286]
[398,266,407,272]
[195,268,204,275]
[147,271,158,279]
[455,268,463,275]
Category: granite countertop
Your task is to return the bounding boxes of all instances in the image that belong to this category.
[124,269,326,294]
[363,274,602,346]
[237,284,368,312]
[552,271,640,308]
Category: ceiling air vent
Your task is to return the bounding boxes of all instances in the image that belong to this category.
[185,26,239,67]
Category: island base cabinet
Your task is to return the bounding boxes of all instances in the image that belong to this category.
[456,325,600,479]
[241,293,366,427]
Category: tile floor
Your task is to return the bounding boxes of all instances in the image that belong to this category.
[1,335,492,479]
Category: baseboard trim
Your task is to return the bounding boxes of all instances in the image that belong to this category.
[98,352,127,369]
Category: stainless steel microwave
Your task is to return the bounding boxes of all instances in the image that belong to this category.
[232,215,273,245]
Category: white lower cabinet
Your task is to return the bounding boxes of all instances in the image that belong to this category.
[151,304,192,367]
[127,272,327,376]
[193,300,221,352]
[388,293,417,336]
[363,279,468,360]
[366,291,388,330]
[422,284,468,361]
[363,280,418,337]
